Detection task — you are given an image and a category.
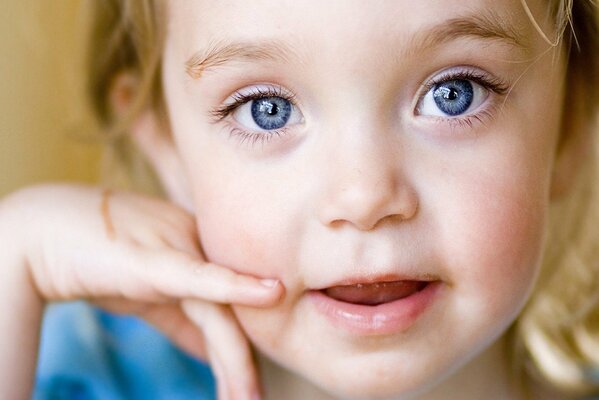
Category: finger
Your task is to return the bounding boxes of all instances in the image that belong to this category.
[208,347,231,400]
[182,300,261,400]
[111,190,196,232]
[38,242,283,307]
[102,189,198,250]
[158,226,203,258]
[116,215,201,257]
[121,247,285,306]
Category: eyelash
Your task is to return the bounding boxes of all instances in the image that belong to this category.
[417,69,510,131]
[209,70,510,146]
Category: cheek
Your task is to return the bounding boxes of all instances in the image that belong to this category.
[195,199,272,275]
[462,184,544,288]
[436,150,549,325]
[191,162,299,280]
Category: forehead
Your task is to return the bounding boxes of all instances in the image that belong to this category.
[165,0,548,62]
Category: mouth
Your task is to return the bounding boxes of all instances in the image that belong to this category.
[322,280,429,306]
[309,277,442,335]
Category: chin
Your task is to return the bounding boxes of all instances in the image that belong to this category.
[303,362,443,400]
[255,340,456,400]
[314,379,428,400]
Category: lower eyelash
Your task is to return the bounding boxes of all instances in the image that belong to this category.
[226,124,289,147]
[429,106,498,134]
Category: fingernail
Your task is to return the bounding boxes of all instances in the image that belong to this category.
[260,279,279,288]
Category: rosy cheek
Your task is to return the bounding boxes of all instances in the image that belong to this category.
[196,211,261,271]
[476,197,542,278]
[194,185,290,280]
[447,172,547,319]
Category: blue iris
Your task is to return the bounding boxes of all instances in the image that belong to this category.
[251,97,292,130]
[432,80,474,116]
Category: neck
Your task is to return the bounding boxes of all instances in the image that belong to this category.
[257,334,525,400]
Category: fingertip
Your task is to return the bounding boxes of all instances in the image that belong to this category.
[257,280,286,306]
[259,278,279,288]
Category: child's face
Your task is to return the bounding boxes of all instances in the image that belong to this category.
[161,0,565,397]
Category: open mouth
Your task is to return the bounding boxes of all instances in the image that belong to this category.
[321,280,430,306]
[310,278,442,335]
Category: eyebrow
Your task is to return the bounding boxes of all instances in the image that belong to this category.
[412,11,528,55]
[185,40,297,78]
[185,11,528,78]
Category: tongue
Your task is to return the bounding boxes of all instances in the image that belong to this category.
[324,281,427,306]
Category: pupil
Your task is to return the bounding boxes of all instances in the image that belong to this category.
[445,88,458,101]
[259,102,279,116]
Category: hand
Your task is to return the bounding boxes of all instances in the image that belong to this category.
[1,183,282,400]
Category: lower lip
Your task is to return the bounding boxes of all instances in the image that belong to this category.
[308,281,442,335]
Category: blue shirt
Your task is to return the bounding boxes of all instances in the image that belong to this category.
[34,302,216,399]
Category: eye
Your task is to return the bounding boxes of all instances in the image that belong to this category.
[418,79,489,117]
[209,85,305,147]
[232,95,302,131]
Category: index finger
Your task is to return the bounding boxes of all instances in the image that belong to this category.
[117,247,285,306]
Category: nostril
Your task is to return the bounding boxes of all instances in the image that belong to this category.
[318,179,419,231]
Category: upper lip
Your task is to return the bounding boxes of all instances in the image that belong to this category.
[311,272,442,291]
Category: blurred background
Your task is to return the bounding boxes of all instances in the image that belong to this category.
[0,1,101,197]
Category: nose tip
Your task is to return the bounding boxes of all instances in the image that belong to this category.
[319,172,419,231]
[314,117,419,231]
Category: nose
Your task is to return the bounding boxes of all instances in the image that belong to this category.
[317,132,418,231]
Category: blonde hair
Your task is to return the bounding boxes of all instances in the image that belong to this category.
[84,0,166,192]
[82,0,599,396]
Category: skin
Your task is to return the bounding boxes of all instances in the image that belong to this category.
[0,0,580,399]
[149,0,570,398]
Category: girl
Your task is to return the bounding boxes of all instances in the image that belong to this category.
[1,0,599,399]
